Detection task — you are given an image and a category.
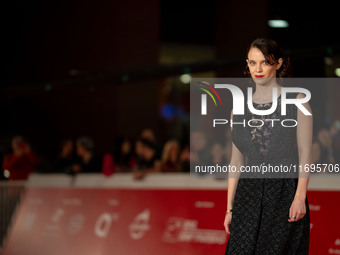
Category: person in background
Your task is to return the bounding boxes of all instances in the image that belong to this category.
[55,139,77,173]
[133,138,161,180]
[190,130,211,166]
[70,136,101,174]
[210,142,229,179]
[330,120,340,164]
[211,142,228,166]
[311,135,321,166]
[140,128,156,143]
[2,136,40,180]
[140,128,162,157]
[179,131,211,174]
[102,137,137,176]
[316,128,335,166]
[161,140,181,172]
[179,144,190,172]
[134,138,144,168]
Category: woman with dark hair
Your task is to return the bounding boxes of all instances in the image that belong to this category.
[70,136,102,174]
[102,137,137,176]
[243,38,291,78]
[55,138,76,173]
[161,140,181,172]
[224,38,311,254]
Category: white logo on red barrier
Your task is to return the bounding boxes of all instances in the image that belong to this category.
[42,208,64,237]
[335,239,340,245]
[162,217,227,245]
[68,213,85,235]
[328,239,340,254]
[195,201,215,208]
[28,198,44,205]
[51,208,64,223]
[309,204,321,211]
[108,199,120,206]
[21,213,37,231]
[62,198,82,206]
[94,212,119,238]
[328,248,340,254]
[129,209,151,240]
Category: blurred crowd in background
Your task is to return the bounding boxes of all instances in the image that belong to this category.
[0,127,229,180]
[1,0,340,182]
[2,119,340,181]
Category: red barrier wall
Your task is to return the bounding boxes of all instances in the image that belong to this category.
[2,187,339,254]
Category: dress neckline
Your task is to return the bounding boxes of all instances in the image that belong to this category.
[252,94,281,106]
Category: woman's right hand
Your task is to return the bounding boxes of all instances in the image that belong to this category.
[224,213,232,235]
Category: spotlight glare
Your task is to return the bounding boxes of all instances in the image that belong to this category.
[180,74,192,84]
[324,57,333,66]
[4,169,10,179]
[335,68,340,77]
[268,20,289,28]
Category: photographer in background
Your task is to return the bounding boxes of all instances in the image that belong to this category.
[2,136,40,180]
[133,138,161,180]
[70,136,102,174]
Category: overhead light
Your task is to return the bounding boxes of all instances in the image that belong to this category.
[3,169,10,179]
[324,57,333,66]
[335,68,340,77]
[180,74,191,84]
[268,20,289,28]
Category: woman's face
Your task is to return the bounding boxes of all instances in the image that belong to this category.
[211,143,224,158]
[246,47,282,80]
[121,140,131,154]
[191,131,206,151]
[63,140,74,155]
[318,129,332,147]
[169,142,179,157]
[135,140,143,156]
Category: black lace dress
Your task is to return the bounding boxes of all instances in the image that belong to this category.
[225,95,310,255]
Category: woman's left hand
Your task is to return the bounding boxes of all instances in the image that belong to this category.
[288,198,306,222]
